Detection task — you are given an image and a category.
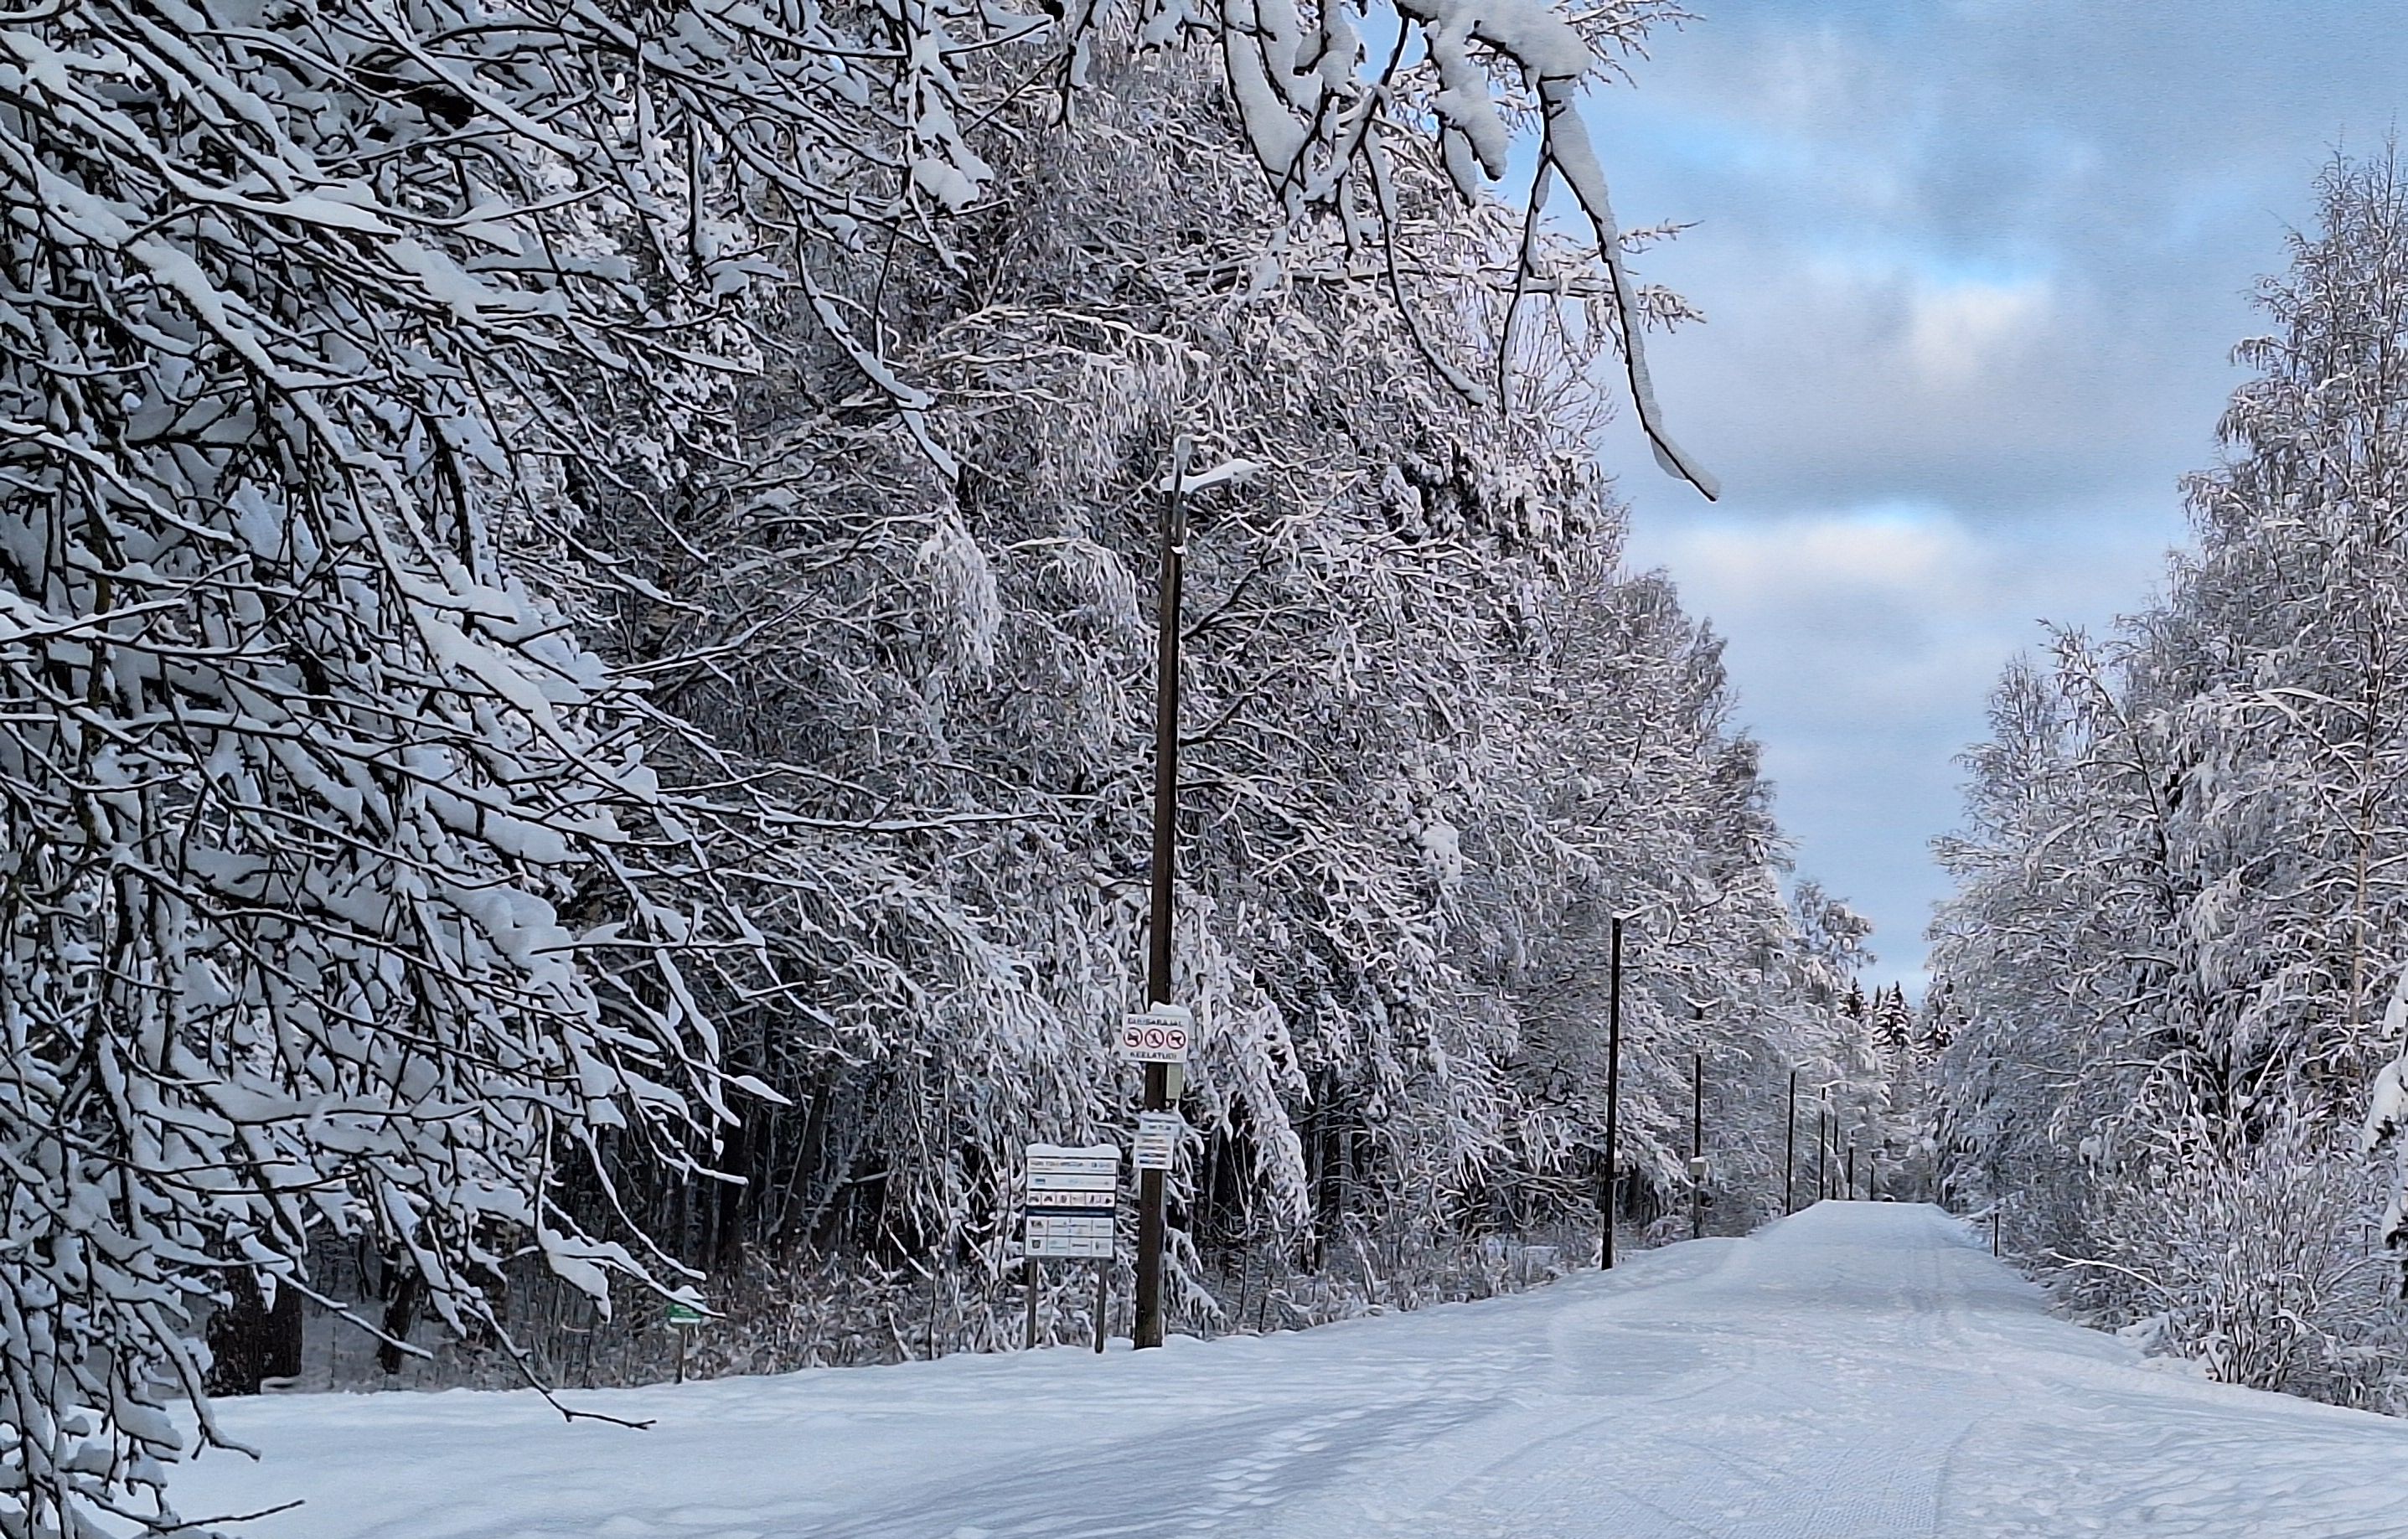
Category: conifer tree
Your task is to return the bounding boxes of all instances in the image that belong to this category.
[1872,986,1915,1055]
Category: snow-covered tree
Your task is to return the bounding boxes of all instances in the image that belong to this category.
[1936,149,2408,1408]
[0,0,899,1529]
[572,29,1837,1305]
[1916,980,1959,1057]
[1870,985,1914,1054]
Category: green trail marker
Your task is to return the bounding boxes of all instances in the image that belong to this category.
[666,1299,702,1383]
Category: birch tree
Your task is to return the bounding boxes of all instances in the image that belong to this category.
[1937,149,2408,1408]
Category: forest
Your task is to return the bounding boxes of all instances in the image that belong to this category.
[1933,151,2408,1414]
[0,0,1909,1534]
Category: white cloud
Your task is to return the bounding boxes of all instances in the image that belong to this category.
[1625,503,2178,979]
[1657,504,1978,602]
[1900,274,2053,385]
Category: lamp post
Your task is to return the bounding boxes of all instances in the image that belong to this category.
[1690,1051,1705,1241]
[1818,1088,1831,1202]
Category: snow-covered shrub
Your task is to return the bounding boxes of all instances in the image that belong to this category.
[2058,1123,2405,1407]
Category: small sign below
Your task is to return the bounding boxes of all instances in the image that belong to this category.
[1026,1213,1114,1258]
[1134,1112,1183,1171]
[1119,1004,1193,1064]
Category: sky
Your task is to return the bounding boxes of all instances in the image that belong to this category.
[1578,0,2408,989]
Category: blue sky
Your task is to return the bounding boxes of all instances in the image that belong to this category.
[1578,1,2408,989]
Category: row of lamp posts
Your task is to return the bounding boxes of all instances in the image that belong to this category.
[1597,942,1888,1270]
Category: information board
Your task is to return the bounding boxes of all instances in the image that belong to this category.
[1025,1144,1119,1259]
[1134,1112,1183,1172]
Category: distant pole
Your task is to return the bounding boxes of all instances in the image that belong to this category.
[1602,917,1624,1269]
[1784,1069,1797,1214]
[1134,436,1191,1351]
[1817,1095,1830,1201]
[1691,1051,1704,1242]
[1847,1140,1856,1201]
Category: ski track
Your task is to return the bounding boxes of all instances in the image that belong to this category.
[173,1205,2408,1537]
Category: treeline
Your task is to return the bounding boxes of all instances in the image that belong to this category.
[2,0,1879,1528]
[1934,151,2408,1411]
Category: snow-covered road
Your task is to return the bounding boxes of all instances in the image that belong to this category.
[178,1204,2406,1537]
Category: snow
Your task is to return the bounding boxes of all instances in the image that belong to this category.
[171,1204,2407,1536]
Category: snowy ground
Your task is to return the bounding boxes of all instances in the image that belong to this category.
[175,1204,2407,1537]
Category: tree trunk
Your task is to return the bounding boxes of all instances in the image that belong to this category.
[378,1266,426,1376]
[205,1269,304,1395]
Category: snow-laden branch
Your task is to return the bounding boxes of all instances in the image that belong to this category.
[1156,0,1718,498]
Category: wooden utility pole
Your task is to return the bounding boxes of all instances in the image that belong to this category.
[1133,437,1190,1351]
[1602,917,1624,1268]
[1846,1140,1856,1201]
[1785,1069,1797,1213]
[1691,1051,1704,1241]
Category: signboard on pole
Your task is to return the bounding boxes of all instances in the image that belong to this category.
[1025,1144,1119,1258]
[1134,1112,1182,1172]
[1118,1004,1193,1065]
[664,1299,700,1383]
